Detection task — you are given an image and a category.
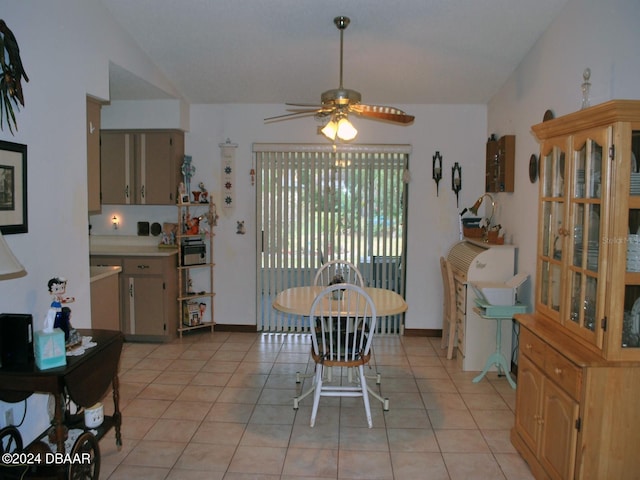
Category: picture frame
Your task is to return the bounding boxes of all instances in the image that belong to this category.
[0,140,27,234]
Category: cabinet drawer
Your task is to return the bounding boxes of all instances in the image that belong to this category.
[122,257,165,275]
[520,328,546,367]
[544,347,582,399]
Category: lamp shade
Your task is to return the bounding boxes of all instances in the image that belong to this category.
[321,119,338,140]
[336,117,357,141]
[0,231,26,280]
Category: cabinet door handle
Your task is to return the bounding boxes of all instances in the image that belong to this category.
[554,367,563,375]
[525,343,532,350]
[125,185,129,198]
[129,284,133,297]
[137,265,149,270]
[141,185,145,199]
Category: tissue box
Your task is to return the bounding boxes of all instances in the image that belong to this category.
[34,328,67,370]
[470,273,529,306]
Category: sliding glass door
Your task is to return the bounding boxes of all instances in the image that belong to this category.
[254,143,410,333]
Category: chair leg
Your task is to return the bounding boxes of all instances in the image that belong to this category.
[446,318,457,360]
[358,365,373,428]
[309,365,324,427]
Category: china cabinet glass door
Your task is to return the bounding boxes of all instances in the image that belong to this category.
[565,131,608,348]
[537,142,566,319]
[623,128,640,350]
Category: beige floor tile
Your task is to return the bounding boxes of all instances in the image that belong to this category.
[176,384,223,402]
[382,407,431,429]
[138,383,185,400]
[435,429,491,453]
[123,439,187,468]
[190,420,246,445]
[391,451,450,480]
[216,386,262,404]
[228,445,287,475]
[481,429,518,454]
[106,464,170,479]
[162,400,213,421]
[166,469,225,480]
[281,447,338,478]
[339,426,389,451]
[121,398,172,419]
[102,332,536,480]
[143,418,200,442]
[240,423,293,447]
[173,442,236,472]
[339,449,394,479]
[205,402,255,423]
[443,452,506,480]
[249,404,297,424]
[427,407,478,430]
[494,453,536,480]
[387,427,440,452]
[154,370,197,385]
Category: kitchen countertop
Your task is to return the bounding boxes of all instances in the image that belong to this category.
[90,265,122,282]
[90,235,178,257]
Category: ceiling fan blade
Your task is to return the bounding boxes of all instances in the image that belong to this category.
[286,102,325,108]
[264,109,322,123]
[352,104,415,124]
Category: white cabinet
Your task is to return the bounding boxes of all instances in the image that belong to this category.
[447,239,516,371]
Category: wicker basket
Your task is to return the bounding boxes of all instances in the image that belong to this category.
[463,226,484,238]
[487,230,505,244]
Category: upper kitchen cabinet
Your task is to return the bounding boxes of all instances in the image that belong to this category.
[87,97,102,214]
[532,100,640,360]
[100,130,184,205]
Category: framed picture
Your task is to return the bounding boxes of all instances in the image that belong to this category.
[0,140,27,234]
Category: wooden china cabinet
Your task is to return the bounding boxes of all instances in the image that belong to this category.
[512,100,640,479]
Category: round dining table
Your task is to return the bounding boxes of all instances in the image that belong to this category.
[272,285,408,317]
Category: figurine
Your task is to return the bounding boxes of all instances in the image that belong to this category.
[46,277,79,346]
[181,156,196,198]
[236,220,245,235]
[198,182,209,203]
[185,214,200,235]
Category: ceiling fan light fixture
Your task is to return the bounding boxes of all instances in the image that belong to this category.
[336,116,357,141]
[321,119,338,140]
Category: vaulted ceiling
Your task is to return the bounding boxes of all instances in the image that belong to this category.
[99,0,569,105]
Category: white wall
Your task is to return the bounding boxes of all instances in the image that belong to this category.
[487,0,640,307]
[92,103,488,329]
[0,0,181,443]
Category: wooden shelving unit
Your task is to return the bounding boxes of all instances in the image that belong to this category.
[176,202,215,337]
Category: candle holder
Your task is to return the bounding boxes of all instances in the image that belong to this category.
[452,162,462,207]
[432,151,443,196]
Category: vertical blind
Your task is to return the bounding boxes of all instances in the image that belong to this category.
[253,143,410,333]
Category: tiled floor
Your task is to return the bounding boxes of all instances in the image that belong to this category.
[99,331,535,480]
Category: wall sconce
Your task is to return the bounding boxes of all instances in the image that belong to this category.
[112,215,119,230]
[451,162,462,207]
[432,151,443,196]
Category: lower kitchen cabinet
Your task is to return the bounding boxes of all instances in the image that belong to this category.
[512,315,640,479]
[121,256,177,341]
[90,253,177,341]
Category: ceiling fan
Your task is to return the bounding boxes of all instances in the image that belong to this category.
[265,16,415,141]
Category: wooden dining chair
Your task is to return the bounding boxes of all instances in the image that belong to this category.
[297,283,379,427]
[440,256,457,359]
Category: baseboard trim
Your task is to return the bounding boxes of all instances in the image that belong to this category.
[214,324,257,333]
[403,329,442,337]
